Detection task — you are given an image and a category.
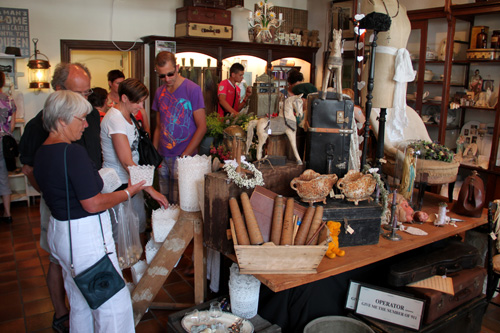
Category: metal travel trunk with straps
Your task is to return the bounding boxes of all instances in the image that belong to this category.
[304,91,354,178]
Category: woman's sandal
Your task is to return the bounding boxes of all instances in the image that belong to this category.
[52,313,69,333]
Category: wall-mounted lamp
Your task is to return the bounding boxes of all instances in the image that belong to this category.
[27,38,51,89]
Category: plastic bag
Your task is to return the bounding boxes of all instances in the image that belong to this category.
[116,197,143,269]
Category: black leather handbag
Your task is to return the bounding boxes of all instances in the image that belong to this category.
[130,114,163,168]
[2,134,19,171]
[64,146,125,310]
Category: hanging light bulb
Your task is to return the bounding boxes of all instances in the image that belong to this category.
[27,38,51,89]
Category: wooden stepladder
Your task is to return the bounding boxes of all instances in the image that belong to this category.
[131,210,206,326]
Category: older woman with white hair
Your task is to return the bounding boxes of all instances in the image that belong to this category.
[33,90,144,332]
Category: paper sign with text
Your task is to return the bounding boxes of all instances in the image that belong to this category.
[356,286,425,330]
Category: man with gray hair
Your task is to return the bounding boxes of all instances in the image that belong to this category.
[19,62,101,333]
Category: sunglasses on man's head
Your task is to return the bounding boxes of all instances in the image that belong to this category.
[158,70,176,79]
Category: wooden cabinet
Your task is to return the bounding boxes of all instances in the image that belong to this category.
[407,2,500,202]
[141,36,319,103]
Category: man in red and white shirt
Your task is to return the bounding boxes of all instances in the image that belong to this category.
[217,63,252,117]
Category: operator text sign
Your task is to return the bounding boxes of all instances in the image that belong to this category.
[356,285,425,330]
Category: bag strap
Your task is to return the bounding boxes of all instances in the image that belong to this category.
[130,114,147,138]
[64,145,107,278]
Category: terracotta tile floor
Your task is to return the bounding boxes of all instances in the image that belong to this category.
[0,199,195,333]
[0,199,499,332]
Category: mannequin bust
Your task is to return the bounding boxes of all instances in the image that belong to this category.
[361,0,411,108]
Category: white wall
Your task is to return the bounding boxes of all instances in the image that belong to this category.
[4,0,307,121]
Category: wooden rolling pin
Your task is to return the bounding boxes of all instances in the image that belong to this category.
[270,195,284,245]
[294,206,315,245]
[229,197,250,245]
[306,206,324,245]
[240,192,264,245]
[280,197,295,245]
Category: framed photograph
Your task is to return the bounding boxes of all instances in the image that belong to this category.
[464,129,469,136]
[155,41,176,56]
[470,124,478,136]
[482,79,494,92]
[472,136,478,144]
[332,1,355,39]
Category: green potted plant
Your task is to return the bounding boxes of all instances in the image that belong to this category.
[199,112,226,155]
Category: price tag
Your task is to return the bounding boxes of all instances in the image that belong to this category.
[346,225,355,234]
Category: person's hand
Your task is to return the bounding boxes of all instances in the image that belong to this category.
[150,189,169,208]
[245,86,253,97]
[126,180,146,197]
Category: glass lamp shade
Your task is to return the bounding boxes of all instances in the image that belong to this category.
[28,59,51,89]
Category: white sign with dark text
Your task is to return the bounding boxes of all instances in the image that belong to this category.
[355,286,424,330]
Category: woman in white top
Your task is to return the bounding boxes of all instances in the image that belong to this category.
[101,78,168,239]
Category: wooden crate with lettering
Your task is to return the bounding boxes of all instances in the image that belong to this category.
[204,162,305,254]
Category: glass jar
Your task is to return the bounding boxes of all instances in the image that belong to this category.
[476,28,488,49]
[491,30,500,49]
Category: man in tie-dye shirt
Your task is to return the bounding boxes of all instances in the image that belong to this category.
[152,51,206,203]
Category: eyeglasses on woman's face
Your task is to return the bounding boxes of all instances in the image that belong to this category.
[73,115,88,123]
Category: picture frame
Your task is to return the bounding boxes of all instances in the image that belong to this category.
[482,79,494,92]
[332,1,355,39]
[155,41,176,55]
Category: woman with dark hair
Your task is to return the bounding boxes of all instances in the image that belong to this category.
[107,70,150,134]
[87,87,108,121]
[101,78,168,241]
[281,69,304,97]
[33,90,146,331]
[0,71,16,224]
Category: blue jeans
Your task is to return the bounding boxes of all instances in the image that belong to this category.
[157,156,179,204]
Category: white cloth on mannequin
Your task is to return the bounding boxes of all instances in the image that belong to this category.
[376,46,416,141]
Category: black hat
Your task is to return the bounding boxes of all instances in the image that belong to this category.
[5,47,22,57]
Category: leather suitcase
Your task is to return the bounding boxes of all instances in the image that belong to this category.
[184,0,226,9]
[305,92,354,178]
[175,23,233,40]
[408,266,486,325]
[176,6,231,25]
[388,241,480,287]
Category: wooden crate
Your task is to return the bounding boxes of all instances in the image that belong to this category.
[204,162,305,254]
[233,242,327,274]
[231,186,327,274]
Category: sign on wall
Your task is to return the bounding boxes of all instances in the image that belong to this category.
[0,8,30,57]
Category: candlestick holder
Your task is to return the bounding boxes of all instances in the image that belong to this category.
[383,189,402,241]
[248,0,284,43]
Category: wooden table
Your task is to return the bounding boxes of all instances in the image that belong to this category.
[252,194,487,292]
